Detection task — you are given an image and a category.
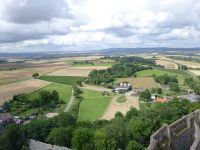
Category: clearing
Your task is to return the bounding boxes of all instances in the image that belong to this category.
[78,89,112,122]
[116,77,158,89]
[0,79,50,105]
[102,95,139,120]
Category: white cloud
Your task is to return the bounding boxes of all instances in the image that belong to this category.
[0,0,200,52]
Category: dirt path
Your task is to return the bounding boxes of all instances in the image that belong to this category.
[64,89,74,112]
[102,95,139,120]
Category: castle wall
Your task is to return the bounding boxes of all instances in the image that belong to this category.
[148,110,200,150]
[29,139,71,150]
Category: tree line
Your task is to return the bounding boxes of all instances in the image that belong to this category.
[1,98,200,150]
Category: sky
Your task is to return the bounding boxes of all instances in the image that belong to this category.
[0,0,200,52]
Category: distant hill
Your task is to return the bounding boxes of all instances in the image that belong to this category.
[1,47,200,58]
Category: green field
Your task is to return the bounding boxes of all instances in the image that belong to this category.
[29,83,72,105]
[81,89,104,97]
[78,89,112,122]
[136,69,187,85]
[39,76,87,86]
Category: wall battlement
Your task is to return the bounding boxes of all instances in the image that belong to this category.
[148,109,200,150]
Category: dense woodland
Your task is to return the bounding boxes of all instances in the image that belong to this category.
[87,56,155,86]
[1,99,200,150]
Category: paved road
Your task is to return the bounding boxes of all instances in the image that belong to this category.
[64,89,74,112]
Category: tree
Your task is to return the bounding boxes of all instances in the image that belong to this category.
[46,127,73,147]
[126,140,143,150]
[23,119,56,141]
[169,82,180,92]
[94,130,108,150]
[2,101,10,112]
[56,112,76,127]
[140,89,151,101]
[39,91,52,106]
[156,88,162,94]
[51,90,59,104]
[0,124,25,150]
[32,73,39,78]
[72,128,94,150]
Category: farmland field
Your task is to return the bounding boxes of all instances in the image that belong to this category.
[116,77,158,89]
[0,79,50,105]
[78,89,112,122]
[189,70,200,76]
[136,69,187,85]
[173,60,200,69]
[102,95,139,120]
[155,59,178,69]
[47,66,107,77]
[72,63,113,67]
[39,76,87,86]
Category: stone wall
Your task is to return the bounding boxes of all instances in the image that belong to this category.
[148,109,200,150]
[29,139,71,150]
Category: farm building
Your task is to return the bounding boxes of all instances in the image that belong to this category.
[133,88,145,96]
[0,113,15,127]
[188,93,200,102]
[114,82,132,93]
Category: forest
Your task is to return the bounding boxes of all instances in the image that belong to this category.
[1,98,200,150]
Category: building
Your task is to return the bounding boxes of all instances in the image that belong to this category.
[156,97,167,103]
[0,113,15,127]
[113,82,132,93]
[188,94,200,102]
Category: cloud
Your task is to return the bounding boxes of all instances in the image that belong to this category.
[0,0,72,24]
[1,0,200,52]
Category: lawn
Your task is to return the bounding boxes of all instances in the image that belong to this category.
[81,89,104,97]
[28,83,72,105]
[78,89,112,122]
[136,69,187,85]
[39,76,87,86]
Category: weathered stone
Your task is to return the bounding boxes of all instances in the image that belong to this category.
[148,109,200,150]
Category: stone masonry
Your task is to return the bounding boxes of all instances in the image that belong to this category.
[29,139,71,150]
[148,109,200,150]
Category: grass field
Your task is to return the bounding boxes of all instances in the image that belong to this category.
[28,83,72,107]
[39,76,87,86]
[78,89,112,122]
[135,69,187,85]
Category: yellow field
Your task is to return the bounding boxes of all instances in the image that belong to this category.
[156,59,178,69]
[173,60,200,68]
[0,79,50,105]
[102,95,139,120]
[189,70,200,76]
[47,66,108,77]
[116,77,158,89]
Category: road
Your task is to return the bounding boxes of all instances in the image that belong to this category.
[64,89,74,112]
